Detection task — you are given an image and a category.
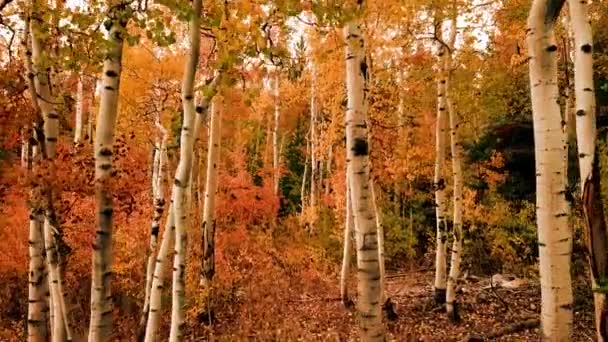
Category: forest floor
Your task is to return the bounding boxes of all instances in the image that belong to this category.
[204,264,596,341]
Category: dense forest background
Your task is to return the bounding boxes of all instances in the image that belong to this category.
[0,0,607,340]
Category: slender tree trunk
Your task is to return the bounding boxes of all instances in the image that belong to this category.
[143,208,175,342]
[445,93,464,321]
[301,133,310,216]
[433,50,449,304]
[344,18,385,341]
[201,100,221,286]
[169,0,202,337]
[309,63,317,213]
[340,172,354,304]
[88,7,127,341]
[28,211,48,342]
[527,1,573,340]
[370,182,386,303]
[140,120,167,333]
[23,19,49,342]
[30,5,72,340]
[273,72,281,196]
[74,72,84,145]
[568,0,608,339]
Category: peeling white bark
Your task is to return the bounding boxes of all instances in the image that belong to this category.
[527,1,573,339]
[344,19,385,341]
[88,7,127,341]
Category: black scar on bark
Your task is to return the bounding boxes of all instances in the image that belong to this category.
[352,138,368,156]
[544,0,565,25]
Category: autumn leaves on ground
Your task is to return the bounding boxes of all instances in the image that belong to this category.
[1,0,608,341]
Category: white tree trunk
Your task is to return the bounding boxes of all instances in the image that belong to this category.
[30,9,71,341]
[445,95,464,320]
[28,211,48,342]
[144,207,175,342]
[340,172,354,304]
[527,1,573,340]
[169,0,202,337]
[300,134,310,216]
[370,182,386,303]
[201,100,221,287]
[273,72,281,196]
[141,119,168,333]
[433,53,449,304]
[344,19,385,341]
[88,10,127,341]
[74,72,84,144]
[568,0,607,340]
[309,63,317,213]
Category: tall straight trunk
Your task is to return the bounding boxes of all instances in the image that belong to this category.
[30,6,71,340]
[143,207,175,342]
[273,72,281,196]
[309,63,317,212]
[140,120,168,333]
[433,51,449,304]
[74,72,84,144]
[445,95,463,321]
[23,19,48,342]
[301,133,310,216]
[201,101,221,286]
[87,80,94,143]
[340,171,354,304]
[370,182,386,303]
[569,0,608,339]
[527,1,573,340]
[344,18,385,341]
[28,210,48,342]
[169,0,202,338]
[88,7,127,341]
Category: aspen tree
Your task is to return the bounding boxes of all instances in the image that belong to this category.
[30,2,72,339]
[88,3,128,340]
[340,172,354,305]
[74,72,84,144]
[273,71,281,196]
[23,15,48,342]
[201,99,221,286]
[527,0,573,339]
[433,43,449,306]
[344,9,385,340]
[444,5,463,320]
[168,0,202,337]
[568,0,608,339]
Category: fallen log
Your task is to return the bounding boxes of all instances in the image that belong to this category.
[460,318,540,341]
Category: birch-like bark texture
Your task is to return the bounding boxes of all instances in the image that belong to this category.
[27,211,48,342]
[344,19,385,341]
[445,95,463,321]
[433,48,449,305]
[74,72,84,144]
[273,71,281,196]
[300,134,310,216]
[340,172,354,304]
[370,182,386,303]
[309,62,318,214]
[88,7,127,341]
[143,207,175,342]
[201,100,221,287]
[527,0,573,340]
[30,5,71,339]
[140,117,168,333]
[169,0,202,338]
[568,0,608,339]
[23,18,48,341]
